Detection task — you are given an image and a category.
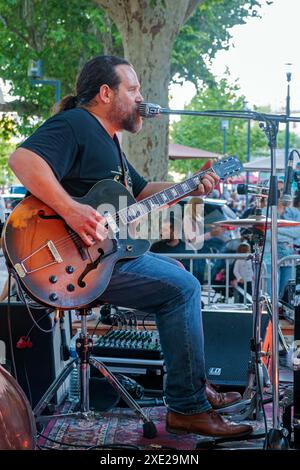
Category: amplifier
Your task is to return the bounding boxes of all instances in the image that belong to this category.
[0,302,71,407]
[202,308,271,387]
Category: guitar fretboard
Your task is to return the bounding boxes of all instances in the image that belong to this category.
[117,173,203,225]
[116,155,242,226]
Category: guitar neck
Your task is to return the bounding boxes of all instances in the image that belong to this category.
[117,171,210,225]
[116,155,243,226]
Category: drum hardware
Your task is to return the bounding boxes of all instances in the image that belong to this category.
[33,307,157,439]
[206,189,293,448]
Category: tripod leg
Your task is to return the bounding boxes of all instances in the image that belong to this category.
[79,361,90,413]
[89,357,157,438]
[34,358,76,419]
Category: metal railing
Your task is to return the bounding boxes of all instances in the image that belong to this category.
[155,252,267,307]
[156,251,300,307]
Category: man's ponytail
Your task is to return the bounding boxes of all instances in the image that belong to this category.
[54,94,78,114]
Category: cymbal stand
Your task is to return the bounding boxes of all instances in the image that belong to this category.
[239,221,271,422]
[260,119,289,448]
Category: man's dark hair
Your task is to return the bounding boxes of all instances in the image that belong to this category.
[56,55,130,113]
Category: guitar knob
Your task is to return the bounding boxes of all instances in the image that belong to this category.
[66,265,74,274]
[49,293,58,302]
[49,275,57,283]
[67,284,75,292]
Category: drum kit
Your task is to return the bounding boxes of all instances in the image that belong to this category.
[215,215,300,229]
[1,198,300,450]
[211,208,300,443]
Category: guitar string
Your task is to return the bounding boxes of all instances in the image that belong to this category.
[41,173,205,250]
[23,164,234,255]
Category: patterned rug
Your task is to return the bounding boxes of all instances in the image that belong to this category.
[37,401,266,451]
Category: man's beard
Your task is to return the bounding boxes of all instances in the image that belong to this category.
[121,110,142,133]
[111,97,142,133]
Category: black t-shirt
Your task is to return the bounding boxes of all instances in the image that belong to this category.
[20,108,148,198]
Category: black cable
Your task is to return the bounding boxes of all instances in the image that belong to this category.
[90,315,102,340]
[142,312,155,330]
[11,269,55,333]
[6,272,18,380]
[24,311,52,340]
[21,356,33,407]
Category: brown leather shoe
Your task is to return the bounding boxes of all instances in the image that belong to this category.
[166,409,252,438]
[206,382,242,409]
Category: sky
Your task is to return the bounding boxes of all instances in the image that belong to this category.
[169,0,300,114]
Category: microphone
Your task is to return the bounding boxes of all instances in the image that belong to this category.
[237,184,269,196]
[138,102,168,118]
[282,149,295,205]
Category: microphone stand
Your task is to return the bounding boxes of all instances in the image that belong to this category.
[151,107,300,448]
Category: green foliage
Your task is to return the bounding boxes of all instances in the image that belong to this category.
[0,0,122,136]
[277,129,300,149]
[170,77,267,176]
[172,0,263,87]
[0,114,16,186]
[0,142,15,188]
[0,0,265,149]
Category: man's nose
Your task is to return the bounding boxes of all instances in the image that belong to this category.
[136,91,143,102]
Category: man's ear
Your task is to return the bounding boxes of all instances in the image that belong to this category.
[98,84,113,104]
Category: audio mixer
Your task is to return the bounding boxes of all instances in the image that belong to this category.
[92,329,163,360]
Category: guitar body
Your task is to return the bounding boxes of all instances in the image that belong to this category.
[2,179,150,309]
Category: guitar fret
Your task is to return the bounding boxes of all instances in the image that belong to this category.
[136,203,146,216]
[181,182,190,192]
[166,188,173,199]
[160,192,169,203]
[170,187,178,198]
[144,200,152,212]
[156,193,165,205]
[188,178,197,190]
[175,184,184,196]
[115,156,242,225]
[118,211,127,225]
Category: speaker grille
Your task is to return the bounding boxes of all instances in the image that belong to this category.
[203,309,269,387]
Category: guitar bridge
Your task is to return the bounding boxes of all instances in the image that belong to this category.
[15,240,63,276]
[47,240,63,263]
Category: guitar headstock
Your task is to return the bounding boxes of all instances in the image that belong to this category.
[212,156,244,180]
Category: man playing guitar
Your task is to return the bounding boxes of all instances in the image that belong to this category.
[8,55,251,438]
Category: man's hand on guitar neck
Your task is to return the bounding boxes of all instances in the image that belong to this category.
[190,160,219,197]
[62,200,108,247]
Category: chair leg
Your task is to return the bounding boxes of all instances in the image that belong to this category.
[89,357,157,438]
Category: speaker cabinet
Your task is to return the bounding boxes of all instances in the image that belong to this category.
[0,302,71,408]
[202,308,271,387]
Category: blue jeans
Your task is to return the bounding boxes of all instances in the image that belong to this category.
[100,251,211,414]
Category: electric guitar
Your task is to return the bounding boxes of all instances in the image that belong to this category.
[2,156,243,309]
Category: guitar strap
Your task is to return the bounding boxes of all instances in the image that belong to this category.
[114,136,134,196]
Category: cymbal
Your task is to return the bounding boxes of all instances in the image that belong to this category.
[214,217,300,228]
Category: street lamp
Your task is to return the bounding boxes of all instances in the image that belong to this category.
[220,119,229,155]
[284,63,292,168]
[244,103,251,208]
[28,59,61,103]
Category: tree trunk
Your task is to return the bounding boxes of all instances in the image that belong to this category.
[94,0,202,180]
